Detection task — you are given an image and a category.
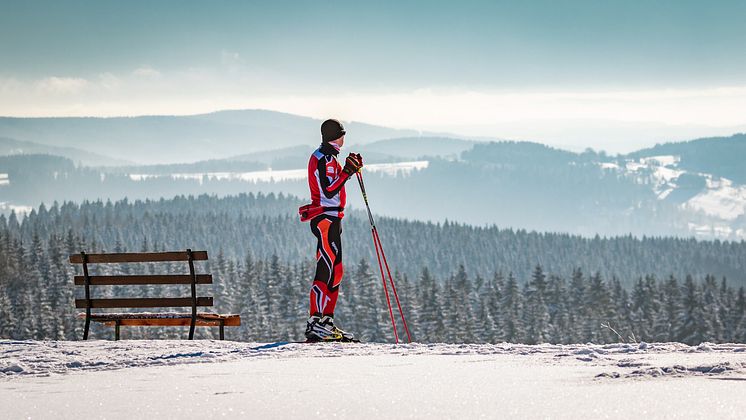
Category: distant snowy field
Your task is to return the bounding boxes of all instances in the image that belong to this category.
[2,340,746,419]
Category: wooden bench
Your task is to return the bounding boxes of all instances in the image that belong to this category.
[70,249,240,340]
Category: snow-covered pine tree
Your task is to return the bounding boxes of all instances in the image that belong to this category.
[452,265,476,343]
[416,267,444,342]
[701,274,724,342]
[609,277,632,342]
[500,272,525,343]
[546,274,569,344]
[567,268,587,343]
[584,272,612,343]
[677,275,708,345]
[734,287,746,342]
[654,275,682,342]
[263,254,284,340]
[241,251,267,341]
[718,277,737,342]
[393,272,419,342]
[354,259,389,342]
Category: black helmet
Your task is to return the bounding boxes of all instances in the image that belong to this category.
[321,119,346,142]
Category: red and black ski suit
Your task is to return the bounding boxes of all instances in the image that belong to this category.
[307,142,351,317]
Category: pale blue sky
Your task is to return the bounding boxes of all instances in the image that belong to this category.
[3,0,745,87]
[1,0,745,150]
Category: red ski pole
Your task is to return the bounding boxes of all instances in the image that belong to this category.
[371,221,399,343]
[356,171,412,343]
[372,227,412,342]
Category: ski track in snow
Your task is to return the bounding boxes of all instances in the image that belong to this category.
[2,339,745,380]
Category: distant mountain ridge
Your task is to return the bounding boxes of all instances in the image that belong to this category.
[0,110,432,165]
[0,137,131,166]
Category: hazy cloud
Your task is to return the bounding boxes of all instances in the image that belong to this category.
[132,66,162,78]
[35,77,89,94]
[0,77,22,94]
[3,69,746,152]
[98,73,121,90]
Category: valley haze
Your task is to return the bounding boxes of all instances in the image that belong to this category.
[1,109,745,240]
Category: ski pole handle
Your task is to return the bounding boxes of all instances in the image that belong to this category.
[356,172,370,205]
[356,171,376,228]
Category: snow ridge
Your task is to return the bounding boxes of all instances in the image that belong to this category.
[2,339,745,380]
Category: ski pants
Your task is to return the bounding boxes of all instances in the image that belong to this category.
[309,215,343,317]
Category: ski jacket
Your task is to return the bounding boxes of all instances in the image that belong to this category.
[307,142,349,219]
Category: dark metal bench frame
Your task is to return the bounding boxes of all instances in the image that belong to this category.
[70,249,239,340]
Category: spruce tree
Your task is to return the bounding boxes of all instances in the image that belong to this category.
[501,273,524,343]
[678,275,708,345]
[354,259,389,342]
[546,274,569,344]
[416,267,444,342]
[701,275,724,342]
[567,268,587,343]
[452,265,476,343]
[523,281,550,345]
[584,272,612,343]
[654,275,682,342]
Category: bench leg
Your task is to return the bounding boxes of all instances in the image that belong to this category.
[219,320,225,340]
[115,321,121,341]
[83,318,91,340]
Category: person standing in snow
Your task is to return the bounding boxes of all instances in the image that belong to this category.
[301,119,363,341]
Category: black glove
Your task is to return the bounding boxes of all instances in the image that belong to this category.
[343,153,363,175]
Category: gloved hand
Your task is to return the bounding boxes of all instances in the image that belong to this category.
[343,153,363,175]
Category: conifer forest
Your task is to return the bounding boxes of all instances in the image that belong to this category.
[1,193,745,344]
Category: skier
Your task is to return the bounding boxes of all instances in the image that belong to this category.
[301,119,363,342]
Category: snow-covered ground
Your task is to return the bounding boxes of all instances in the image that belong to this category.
[686,177,746,221]
[2,340,745,419]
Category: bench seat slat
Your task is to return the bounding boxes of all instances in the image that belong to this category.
[74,275,213,285]
[75,297,213,309]
[76,312,241,327]
[70,251,208,264]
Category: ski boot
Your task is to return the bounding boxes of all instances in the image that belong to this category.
[305,315,343,342]
[319,315,358,342]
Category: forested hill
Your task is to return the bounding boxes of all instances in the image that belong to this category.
[626,133,746,184]
[3,193,745,288]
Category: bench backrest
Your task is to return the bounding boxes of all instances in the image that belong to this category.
[70,249,212,311]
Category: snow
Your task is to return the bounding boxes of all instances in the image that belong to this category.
[128,161,430,185]
[640,155,680,167]
[624,161,646,172]
[620,157,684,193]
[1,340,745,419]
[657,188,674,200]
[685,177,746,221]
[652,165,684,183]
[599,154,745,238]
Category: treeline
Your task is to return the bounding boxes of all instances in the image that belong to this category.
[2,193,745,288]
[2,193,746,344]
[1,231,745,344]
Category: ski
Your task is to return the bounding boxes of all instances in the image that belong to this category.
[304,337,361,343]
